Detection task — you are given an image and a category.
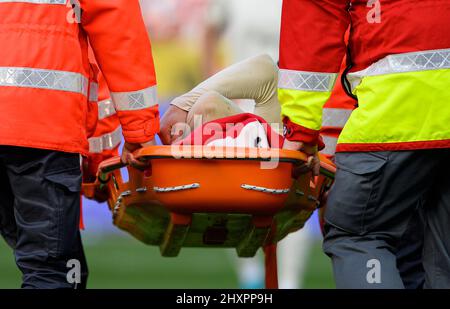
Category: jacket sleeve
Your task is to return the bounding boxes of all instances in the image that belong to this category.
[80,0,159,144]
[83,69,121,183]
[278,0,350,145]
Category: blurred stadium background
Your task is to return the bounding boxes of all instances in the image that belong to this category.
[0,221,334,288]
[0,0,335,288]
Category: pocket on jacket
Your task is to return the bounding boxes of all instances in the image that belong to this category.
[324,152,388,235]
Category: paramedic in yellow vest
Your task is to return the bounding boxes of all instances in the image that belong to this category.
[279,0,450,288]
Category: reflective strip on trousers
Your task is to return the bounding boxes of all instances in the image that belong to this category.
[278,69,338,92]
[98,99,116,120]
[322,108,353,128]
[321,135,338,157]
[88,126,122,153]
[348,48,450,89]
[0,67,88,95]
[89,82,98,102]
[0,0,66,4]
[111,85,158,111]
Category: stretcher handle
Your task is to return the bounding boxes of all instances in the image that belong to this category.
[97,152,149,181]
[97,156,126,183]
[98,156,126,173]
[95,148,336,181]
[319,156,336,180]
[134,146,309,163]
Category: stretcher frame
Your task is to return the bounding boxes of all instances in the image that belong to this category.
[83,145,336,289]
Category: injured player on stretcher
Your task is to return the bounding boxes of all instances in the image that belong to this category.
[160,54,315,289]
[160,54,283,147]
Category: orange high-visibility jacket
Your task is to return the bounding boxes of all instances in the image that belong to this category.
[0,0,159,155]
[83,68,121,181]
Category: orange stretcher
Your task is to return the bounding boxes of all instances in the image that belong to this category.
[83,145,336,289]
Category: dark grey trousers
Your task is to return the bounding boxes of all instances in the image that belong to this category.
[323,150,450,289]
[0,146,88,288]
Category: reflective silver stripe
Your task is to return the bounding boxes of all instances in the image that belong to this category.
[0,0,66,4]
[321,136,338,157]
[89,82,98,102]
[111,85,158,111]
[278,69,337,92]
[322,108,352,128]
[348,48,450,88]
[98,99,116,120]
[88,126,122,153]
[154,183,200,193]
[241,184,290,194]
[0,67,88,95]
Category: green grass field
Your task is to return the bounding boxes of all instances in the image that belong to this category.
[0,232,334,289]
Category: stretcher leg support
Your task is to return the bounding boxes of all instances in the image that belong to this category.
[264,243,278,289]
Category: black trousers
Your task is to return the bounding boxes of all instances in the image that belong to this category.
[324,150,450,288]
[0,146,88,288]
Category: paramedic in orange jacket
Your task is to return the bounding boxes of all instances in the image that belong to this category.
[83,68,121,182]
[83,70,122,204]
[0,1,158,288]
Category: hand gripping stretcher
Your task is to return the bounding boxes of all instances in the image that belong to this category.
[83,145,336,288]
